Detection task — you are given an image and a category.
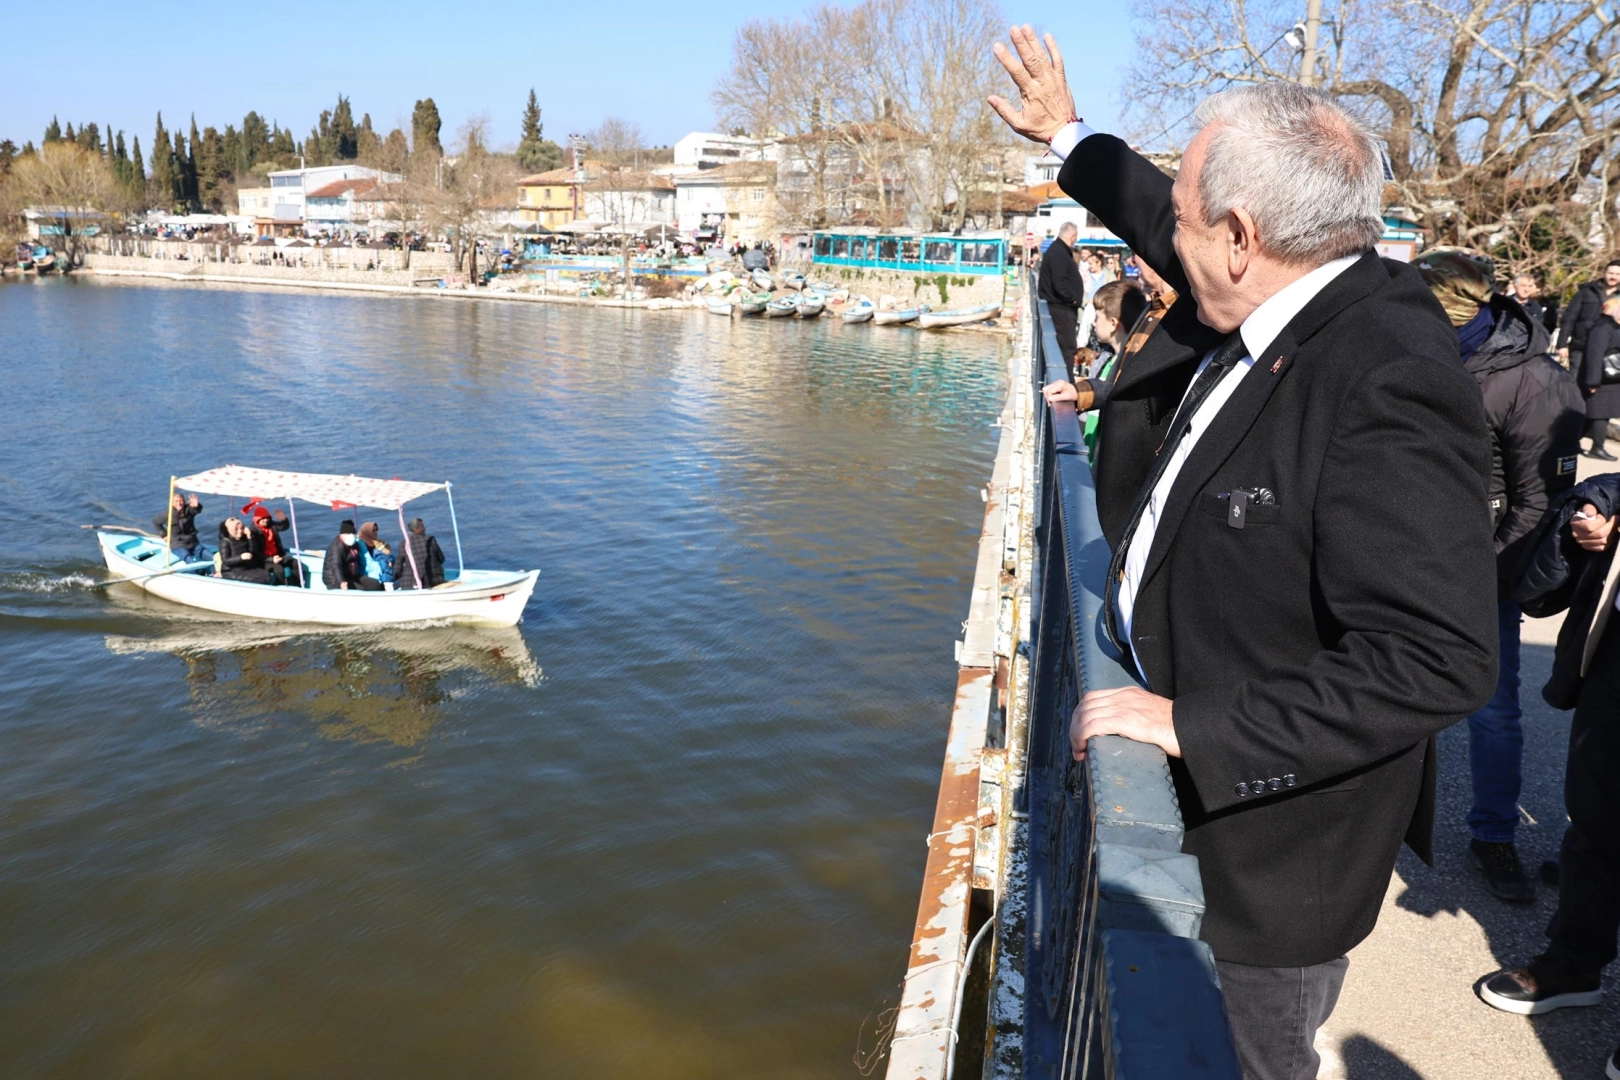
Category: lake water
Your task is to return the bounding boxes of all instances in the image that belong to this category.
[0,278,1007,1078]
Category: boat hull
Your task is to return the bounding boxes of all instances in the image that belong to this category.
[97,532,539,628]
[917,305,1000,329]
[873,308,920,325]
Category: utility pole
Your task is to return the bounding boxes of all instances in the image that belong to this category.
[1298,0,1322,86]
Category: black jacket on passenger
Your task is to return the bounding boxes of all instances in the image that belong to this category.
[392,532,446,589]
[154,502,202,547]
[1465,295,1586,594]
[1059,133,1497,968]
[1558,279,1619,356]
[322,536,364,589]
[1036,236,1084,313]
[1515,474,1620,708]
[217,528,270,582]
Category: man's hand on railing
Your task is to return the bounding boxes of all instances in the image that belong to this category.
[1043,380,1078,404]
[1069,687,1180,761]
[988,25,1079,145]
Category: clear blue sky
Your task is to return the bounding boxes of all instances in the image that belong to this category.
[2,1,1134,154]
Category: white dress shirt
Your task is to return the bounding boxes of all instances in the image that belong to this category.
[1115,255,1361,675]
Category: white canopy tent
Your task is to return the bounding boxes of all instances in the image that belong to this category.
[169,465,462,575]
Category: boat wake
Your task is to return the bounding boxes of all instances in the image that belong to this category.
[0,571,100,593]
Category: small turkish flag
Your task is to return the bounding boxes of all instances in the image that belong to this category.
[331,500,357,510]
[241,498,263,514]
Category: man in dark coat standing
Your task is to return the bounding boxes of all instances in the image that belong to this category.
[1415,250,1585,901]
[1557,259,1620,369]
[392,517,446,590]
[992,27,1497,1080]
[1036,221,1086,374]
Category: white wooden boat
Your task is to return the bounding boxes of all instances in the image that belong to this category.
[841,296,876,323]
[96,466,539,628]
[874,304,927,325]
[779,269,806,291]
[795,293,825,318]
[737,292,769,315]
[750,268,775,291]
[765,296,798,317]
[705,297,736,316]
[917,303,1001,329]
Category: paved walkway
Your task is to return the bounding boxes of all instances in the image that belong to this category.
[1319,454,1619,1080]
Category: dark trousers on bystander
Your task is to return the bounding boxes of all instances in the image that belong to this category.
[1048,303,1080,379]
[1544,624,1620,975]
[1216,956,1349,1080]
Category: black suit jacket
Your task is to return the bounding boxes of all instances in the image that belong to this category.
[1059,135,1499,967]
[1037,236,1084,312]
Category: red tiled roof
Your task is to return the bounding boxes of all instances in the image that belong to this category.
[306,178,379,199]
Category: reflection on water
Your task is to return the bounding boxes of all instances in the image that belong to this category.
[105,624,541,746]
[0,278,1006,1079]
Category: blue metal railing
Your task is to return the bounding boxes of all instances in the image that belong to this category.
[1021,283,1241,1079]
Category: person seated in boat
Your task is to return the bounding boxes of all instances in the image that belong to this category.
[248,504,300,587]
[322,519,383,591]
[357,521,394,587]
[392,517,446,590]
[153,492,204,562]
[216,517,273,584]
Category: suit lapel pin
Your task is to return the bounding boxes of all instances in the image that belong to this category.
[1270,355,1285,374]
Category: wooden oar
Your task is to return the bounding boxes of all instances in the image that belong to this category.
[87,561,210,590]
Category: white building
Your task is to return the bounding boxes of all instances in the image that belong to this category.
[673,131,776,168]
[674,162,776,244]
[265,164,403,226]
[1024,149,1063,187]
[583,173,677,226]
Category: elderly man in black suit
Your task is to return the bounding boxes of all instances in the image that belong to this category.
[991,26,1498,1080]
[1037,221,1086,373]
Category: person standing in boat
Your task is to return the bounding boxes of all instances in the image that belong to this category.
[323,520,383,591]
[392,517,446,590]
[153,492,204,562]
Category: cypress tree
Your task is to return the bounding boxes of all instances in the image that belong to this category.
[411,98,442,158]
[130,134,146,200]
[184,117,201,208]
[151,114,175,206]
[43,116,61,143]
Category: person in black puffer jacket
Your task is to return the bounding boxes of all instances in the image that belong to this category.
[216,518,272,584]
[1478,473,1620,1032]
[1418,250,1587,901]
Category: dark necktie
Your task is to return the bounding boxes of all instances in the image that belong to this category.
[1102,331,1250,654]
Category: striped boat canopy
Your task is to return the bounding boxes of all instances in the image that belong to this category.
[173,465,446,510]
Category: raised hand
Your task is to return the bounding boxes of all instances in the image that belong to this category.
[987,25,1077,145]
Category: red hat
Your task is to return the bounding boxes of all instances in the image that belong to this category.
[250,505,271,522]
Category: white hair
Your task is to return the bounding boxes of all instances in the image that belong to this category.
[1057,221,1078,240]
[1193,83,1385,265]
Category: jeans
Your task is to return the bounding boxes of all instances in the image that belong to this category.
[1545,624,1620,975]
[1216,956,1349,1080]
[1466,600,1523,844]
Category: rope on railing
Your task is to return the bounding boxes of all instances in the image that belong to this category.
[1021,280,1242,1080]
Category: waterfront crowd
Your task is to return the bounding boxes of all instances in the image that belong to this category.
[990,22,1620,1077]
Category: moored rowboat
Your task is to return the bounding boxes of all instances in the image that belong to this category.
[917,303,1001,329]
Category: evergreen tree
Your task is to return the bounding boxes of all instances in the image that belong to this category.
[411,98,442,158]
[197,126,228,211]
[78,122,100,153]
[173,129,191,209]
[130,134,146,200]
[516,90,562,173]
[43,116,60,143]
[222,124,241,178]
[151,113,175,205]
[269,124,296,165]
[184,117,201,208]
[0,139,17,181]
[63,121,76,144]
[357,111,379,161]
[330,94,357,159]
[113,131,129,183]
[106,122,115,159]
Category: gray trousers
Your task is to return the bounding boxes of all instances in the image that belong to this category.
[1216,956,1349,1080]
